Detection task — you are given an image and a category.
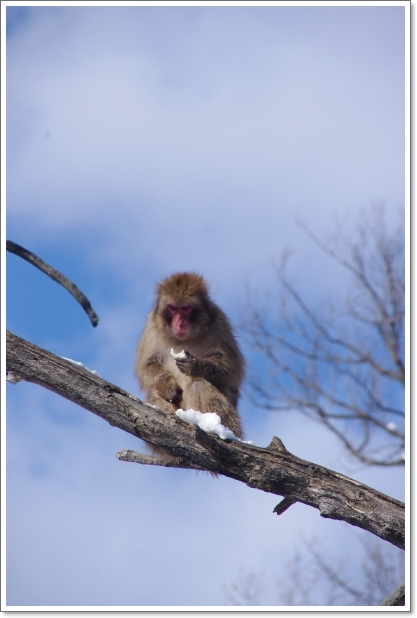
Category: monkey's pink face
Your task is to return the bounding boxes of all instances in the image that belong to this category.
[167,304,194,339]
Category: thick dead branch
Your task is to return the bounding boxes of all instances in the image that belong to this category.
[6,240,99,327]
[6,330,405,550]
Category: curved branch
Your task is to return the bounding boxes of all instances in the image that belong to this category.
[6,330,405,550]
[6,240,99,327]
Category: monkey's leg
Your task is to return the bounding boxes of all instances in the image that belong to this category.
[144,442,177,462]
[144,391,178,413]
[143,371,183,413]
[183,380,243,438]
[142,392,179,461]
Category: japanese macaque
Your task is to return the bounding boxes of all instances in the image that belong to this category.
[135,273,245,451]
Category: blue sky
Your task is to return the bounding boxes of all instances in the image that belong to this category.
[4,3,406,608]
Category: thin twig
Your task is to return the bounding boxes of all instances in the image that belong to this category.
[116,449,204,470]
[7,240,99,327]
[304,538,375,605]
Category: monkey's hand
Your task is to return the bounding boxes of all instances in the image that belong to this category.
[175,350,201,377]
[155,373,183,405]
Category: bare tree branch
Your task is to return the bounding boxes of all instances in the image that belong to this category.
[301,221,405,382]
[6,330,405,549]
[226,535,405,606]
[241,207,405,466]
[224,571,267,606]
[303,538,375,605]
[302,534,405,606]
[6,240,99,327]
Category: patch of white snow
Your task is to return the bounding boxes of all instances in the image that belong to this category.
[61,357,100,376]
[176,409,254,444]
[170,348,187,359]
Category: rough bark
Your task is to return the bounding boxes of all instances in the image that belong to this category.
[6,330,405,550]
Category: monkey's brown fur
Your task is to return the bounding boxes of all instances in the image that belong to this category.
[135,273,245,453]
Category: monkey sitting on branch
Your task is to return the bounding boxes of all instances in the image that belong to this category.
[135,272,245,450]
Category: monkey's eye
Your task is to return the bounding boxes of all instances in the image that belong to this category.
[167,304,178,315]
[180,304,193,315]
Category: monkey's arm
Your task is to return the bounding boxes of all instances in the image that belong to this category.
[136,353,183,406]
[175,349,239,387]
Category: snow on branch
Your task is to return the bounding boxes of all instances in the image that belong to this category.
[175,409,254,444]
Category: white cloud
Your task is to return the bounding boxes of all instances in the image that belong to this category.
[7,7,404,234]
